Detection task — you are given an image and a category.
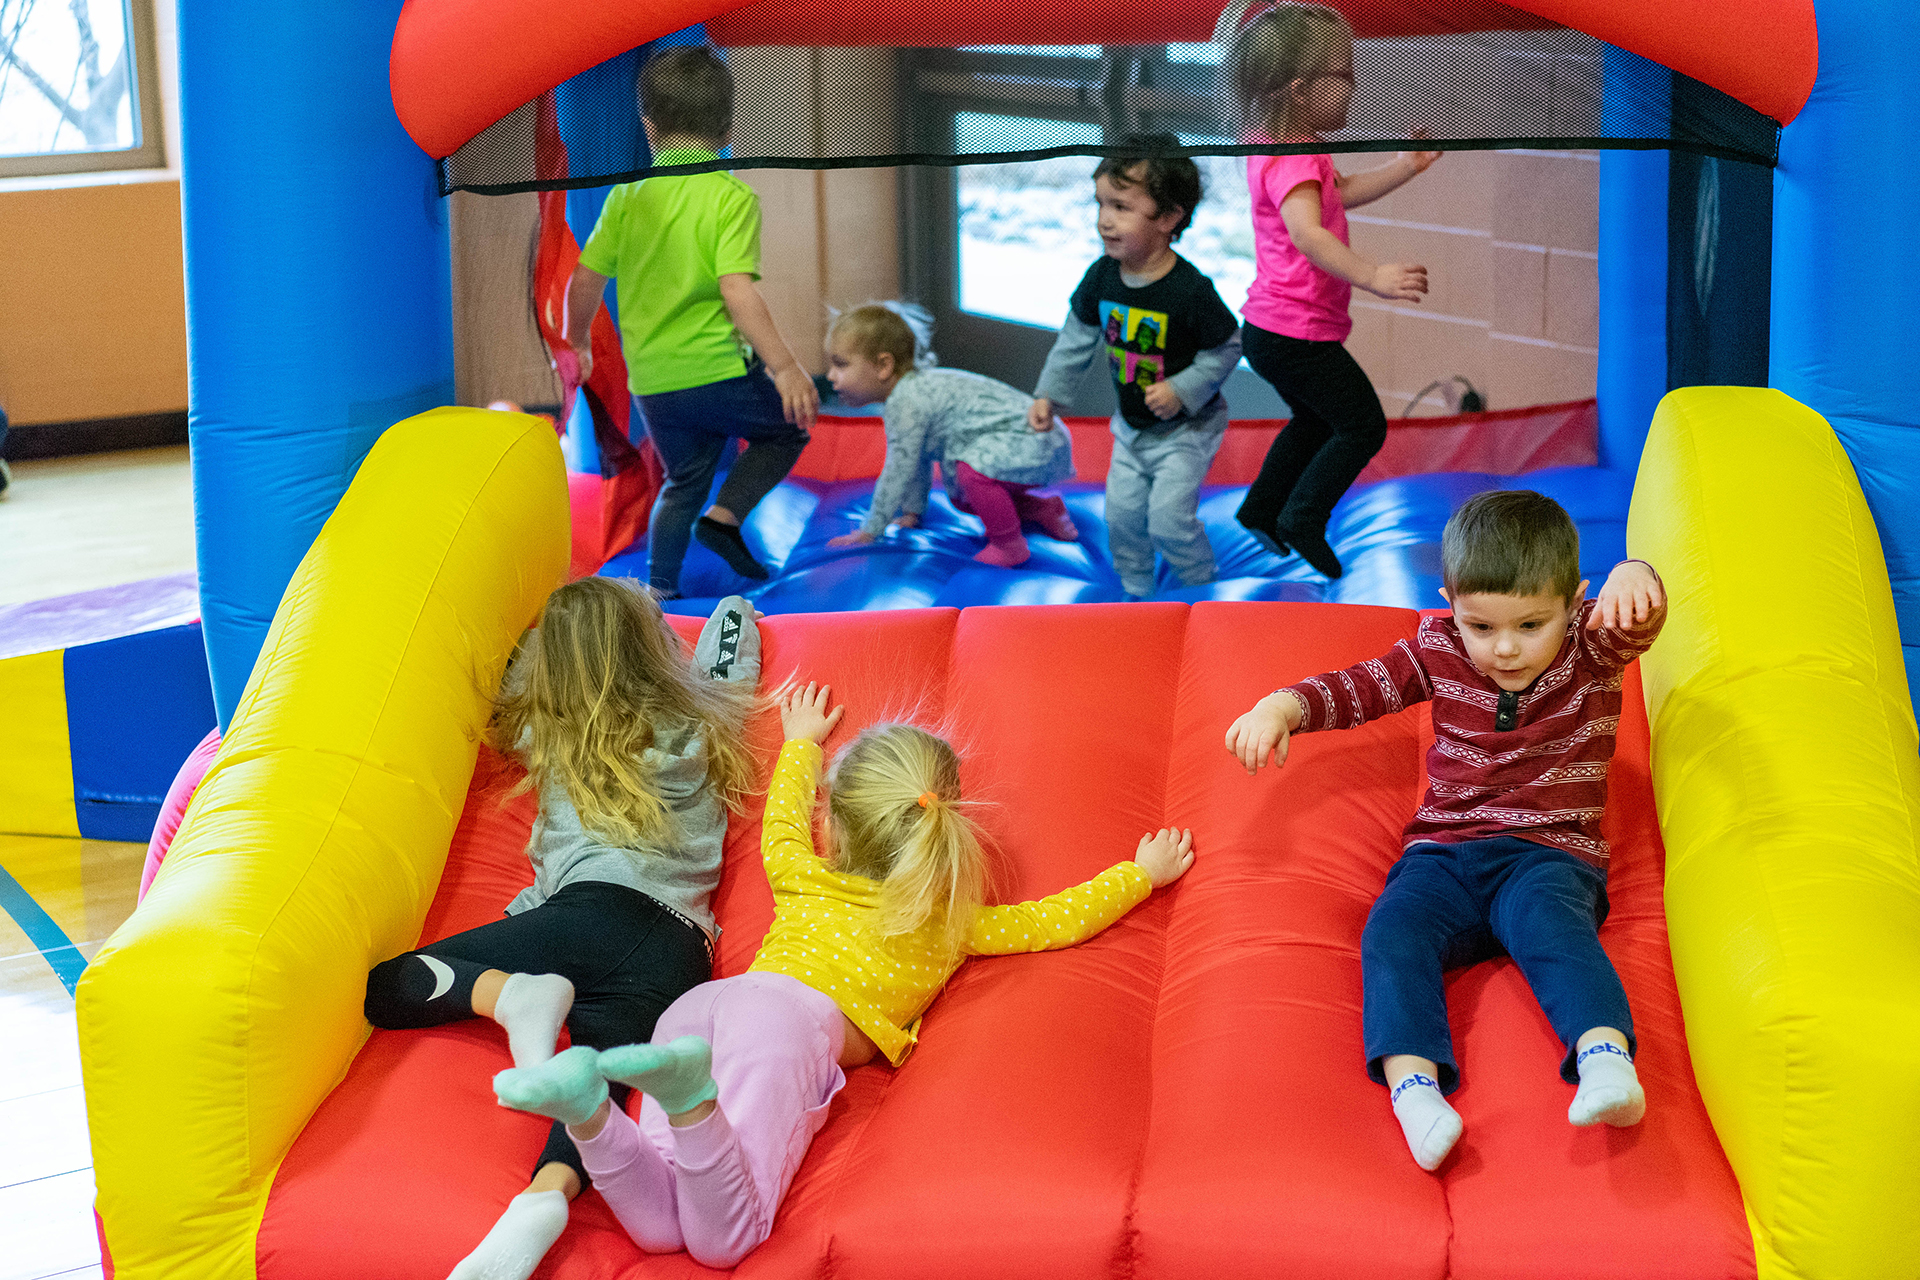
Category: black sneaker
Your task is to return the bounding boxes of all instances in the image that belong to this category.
[694,516,771,580]
[1237,514,1289,559]
[1276,520,1343,580]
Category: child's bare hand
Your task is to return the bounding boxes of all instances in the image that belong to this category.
[780,681,844,743]
[1589,561,1663,631]
[772,365,821,429]
[1028,397,1056,432]
[1368,262,1429,302]
[567,342,593,384]
[1225,693,1299,774]
[1142,382,1184,420]
[1399,128,1442,174]
[1135,827,1196,887]
[828,529,878,549]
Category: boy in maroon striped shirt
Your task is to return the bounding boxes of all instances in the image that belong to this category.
[1224,490,1666,1172]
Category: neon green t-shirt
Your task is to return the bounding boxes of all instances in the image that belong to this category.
[577,149,761,396]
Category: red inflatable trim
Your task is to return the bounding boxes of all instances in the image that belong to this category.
[785,398,1598,487]
[392,0,1814,161]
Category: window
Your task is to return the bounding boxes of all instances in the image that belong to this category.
[956,115,1102,327]
[0,0,164,178]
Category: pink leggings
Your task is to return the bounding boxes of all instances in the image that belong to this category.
[571,972,846,1268]
[953,460,1063,547]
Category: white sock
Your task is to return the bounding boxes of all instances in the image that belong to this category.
[447,1189,569,1280]
[1569,1041,1645,1127]
[492,973,574,1068]
[1390,1072,1463,1172]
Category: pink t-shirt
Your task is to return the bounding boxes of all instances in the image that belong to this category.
[1243,152,1353,343]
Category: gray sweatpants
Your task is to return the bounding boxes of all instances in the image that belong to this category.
[1106,404,1229,597]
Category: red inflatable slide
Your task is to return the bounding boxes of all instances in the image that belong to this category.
[253,603,1752,1278]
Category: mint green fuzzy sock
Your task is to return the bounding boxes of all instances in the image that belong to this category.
[598,1035,718,1116]
[493,1044,608,1127]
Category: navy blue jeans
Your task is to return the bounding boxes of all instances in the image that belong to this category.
[1361,836,1634,1093]
[634,360,810,591]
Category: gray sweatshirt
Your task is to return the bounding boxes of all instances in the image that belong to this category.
[504,593,759,938]
[864,367,1075,536]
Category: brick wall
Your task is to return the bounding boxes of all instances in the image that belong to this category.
[1343,148,1598,416]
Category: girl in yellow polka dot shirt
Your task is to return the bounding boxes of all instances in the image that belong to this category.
[492,681,1196,1268]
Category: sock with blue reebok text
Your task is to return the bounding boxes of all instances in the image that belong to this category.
[1390,1072,1463,1171]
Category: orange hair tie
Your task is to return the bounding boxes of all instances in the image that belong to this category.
[917,791,938,809]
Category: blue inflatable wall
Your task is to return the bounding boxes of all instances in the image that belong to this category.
[1771,0,1920,721]
[1595,48,1669,475]
[179,2,454,728]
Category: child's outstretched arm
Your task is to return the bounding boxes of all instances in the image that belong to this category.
[1225,690,1307,774]
[717,273,821,429]
[1278,181,1428,303]
[760,682,845,882]
[1226,638,1433,774]
[1582,560,1668,667]
[964,828,1196,956]
[1337,134,1443,209]
[1029,311,1104,431]
[831,394,935,545]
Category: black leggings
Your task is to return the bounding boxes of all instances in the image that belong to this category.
[364,881,712,1186]
[1235,321,1390,537]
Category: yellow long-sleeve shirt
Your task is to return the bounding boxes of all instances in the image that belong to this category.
[747,740,1154,1066]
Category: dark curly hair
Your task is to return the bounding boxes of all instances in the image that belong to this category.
[1093,134,1204,240]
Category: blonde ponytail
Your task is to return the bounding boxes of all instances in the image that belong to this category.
[827,723,987,956]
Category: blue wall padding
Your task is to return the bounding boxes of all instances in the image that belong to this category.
[1595,46,1669,474]
[64,623,218,842]
[1770,0,1920,724]
[179,2,454,730]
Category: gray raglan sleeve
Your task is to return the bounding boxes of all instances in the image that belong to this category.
[1167,328,1243,416]
[1032,311,1105,409]
[694,594,760,686]
[864,394,936,537]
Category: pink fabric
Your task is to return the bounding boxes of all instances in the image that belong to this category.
[577,972,846,1269]
[953,461,1074,549]
[1243,152,1353,343]
[139,726,222,902]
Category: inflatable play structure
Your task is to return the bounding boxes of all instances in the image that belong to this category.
[57,0,1920,1278]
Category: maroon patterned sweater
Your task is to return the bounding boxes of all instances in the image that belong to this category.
[1279,597,1667,869]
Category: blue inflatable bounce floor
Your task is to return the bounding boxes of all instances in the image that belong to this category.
[601,467,1634,616]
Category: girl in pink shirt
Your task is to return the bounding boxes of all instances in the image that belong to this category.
[1220,1,1440,579]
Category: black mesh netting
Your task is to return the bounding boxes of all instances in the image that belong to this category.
[439,30,1776,196]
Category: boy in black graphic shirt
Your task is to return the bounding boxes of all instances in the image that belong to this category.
[1032,135,1243,598]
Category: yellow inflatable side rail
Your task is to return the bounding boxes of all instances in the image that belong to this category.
[76,409,568,1279]
[1631,388,1920,1279]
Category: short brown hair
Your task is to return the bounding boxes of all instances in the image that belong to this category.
[640,47,733,145]
[1093,135,1202,240]
[1441,490,1581,602]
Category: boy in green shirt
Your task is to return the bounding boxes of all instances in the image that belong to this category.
[565,46,819,595]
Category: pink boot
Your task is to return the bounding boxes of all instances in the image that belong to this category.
[1024,495,1079,542]
[973,537,1031,568]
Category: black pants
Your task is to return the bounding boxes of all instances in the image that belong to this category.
[364,881,712,1185]
[636,359,811,592]
[1235,322,1390,537]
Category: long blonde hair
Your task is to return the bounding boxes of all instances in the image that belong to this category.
[492,577,759,845]
[826,722,987,956]
[1220,1,1354,140]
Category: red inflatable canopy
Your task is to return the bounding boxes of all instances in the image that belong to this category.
[391,0,1816,161]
